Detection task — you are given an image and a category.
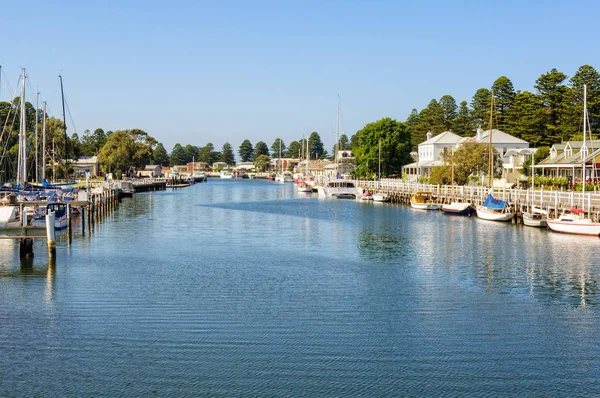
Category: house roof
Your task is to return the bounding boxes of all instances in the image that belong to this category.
[476,129,528,144]
[420,131,462,146]
[144,165,161,170]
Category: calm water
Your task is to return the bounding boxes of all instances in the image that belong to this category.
[1,179,600,397]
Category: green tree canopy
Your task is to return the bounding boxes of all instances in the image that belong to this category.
[308,132,324,159]
[450,139,502,185]
[352,118,412,178]
[439,95,458,131]
[492,76,515,130]
[453,100,474,136]
[505,91,546,145]
[152,142,170,166]
[254,154,271,172]
[170,143,187,166]
[198,143,214,163]
[238,139,254,161]
[220,142,235,164]
[270,138,286,158]
[98,129,156,176]
[471,88,491,128]
[287,140,301,158]
[253,141,269,160]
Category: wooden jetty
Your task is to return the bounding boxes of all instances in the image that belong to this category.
[359,179,600,223]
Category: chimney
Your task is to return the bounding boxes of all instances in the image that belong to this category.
[426,131,432,141]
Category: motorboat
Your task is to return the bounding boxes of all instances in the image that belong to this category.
[317,180,361,199]
[275,172,293,183]
[547,209,600,236]
[410,191,440,210]
[31,202,68,230]
[372,192,390,202]
[297,182,313,193]
[219,170,233,179]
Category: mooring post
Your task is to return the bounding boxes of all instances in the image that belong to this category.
[46,211,56,257]
[67,203,72,243]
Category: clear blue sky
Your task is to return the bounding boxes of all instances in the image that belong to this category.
[1,0,599,154]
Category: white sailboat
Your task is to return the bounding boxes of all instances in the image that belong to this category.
[522,152,547,227]
[275,138,292,183]
[373,139,390,202]
[547,84,600,236]
[476,90,513,222]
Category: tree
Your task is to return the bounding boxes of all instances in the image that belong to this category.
[406,108,421,148]
[220,142,235,164]
[534,68,568,144]
[254,154,271,172]
[450,139,502,185]
[352,118,412,178]
[561,64,600,140]
[170,143,187,166]
[339,134,349,150]
[471,88,491,128]
[521,146,550,177]
[287,140,301,158]
[453,100,474,136]
[439,95,458,131]
[253,141,269,160]
[184,144,199,163]
[238,139,254,161]
[308,132,324,159]
[198,142,215,165]
[97,129,156,177]
[505,91,546,145]
[153,143,170,166]
[270,138,286,158]
[492,76,515,130]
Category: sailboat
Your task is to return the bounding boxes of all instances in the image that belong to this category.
[297,137,313,193]
[522,151,547,227]
[372,139,390,202]
[442,149,475,215]
[475,90,514,222]
[547,84,600,236]
[275,138,292,183]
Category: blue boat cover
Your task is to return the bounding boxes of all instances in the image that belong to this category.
[482,194,506,209]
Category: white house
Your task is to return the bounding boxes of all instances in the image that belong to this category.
[402,131,462,179]
[402,128,531,184]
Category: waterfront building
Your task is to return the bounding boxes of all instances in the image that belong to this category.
[138,164,163,178]
[535,139,600,183]
[72,156,100,177]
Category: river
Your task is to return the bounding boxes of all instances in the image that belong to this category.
[1,179,599,396]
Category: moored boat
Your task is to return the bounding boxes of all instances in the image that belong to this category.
[522,207,548,228]
[410,191,440,210]
[372,192,390,202]
[441,202,475,216]
[317,180,362,199]
[297,182,313,193]
[476,194,513,222]
[547,209,600,236]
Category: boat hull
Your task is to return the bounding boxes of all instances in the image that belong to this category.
[523,212,547,228]
[475,206,513,221]
[547,219,600,236]
[410,201,440,210]
[441,203,475,216]
[372,194,390,202]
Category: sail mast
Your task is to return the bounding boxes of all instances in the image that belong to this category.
[487,90,494,189]
[336,95,340,175]
[17,68,26,187]
[582,84,587,210]
[35,91,39,183]
[42,101,47,181]
[59,75,68,181]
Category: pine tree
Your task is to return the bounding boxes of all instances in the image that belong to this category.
[470,88,491,129]
[492,76,515,130]
[453,101,474,136]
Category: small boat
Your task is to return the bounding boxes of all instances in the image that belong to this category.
[547,208,600,236]
[361,191,373,201]
[441,202,475,216]
[219,170,233,179]
[0,206,20,227]
[297,182,313,193]
[275,172,293,183]
[372,192,390,202]
[522,207,548,228]
[31,202,68,230]
[410,191,440,210]
[476,194,513,222]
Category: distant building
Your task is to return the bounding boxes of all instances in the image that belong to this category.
[212,162,229,171]
[72,156,100,177]
[138,165,162,178]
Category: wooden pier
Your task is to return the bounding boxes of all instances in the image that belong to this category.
[359,179,600,223]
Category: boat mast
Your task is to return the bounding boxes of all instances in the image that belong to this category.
[42,101,47,181]
[487,90,494,189]
[17,68,26,187]
[582,84,587,210]
[336,94,340,176]
[59,75,68,181]
[378,138,381,180]
[35,91,39,183]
